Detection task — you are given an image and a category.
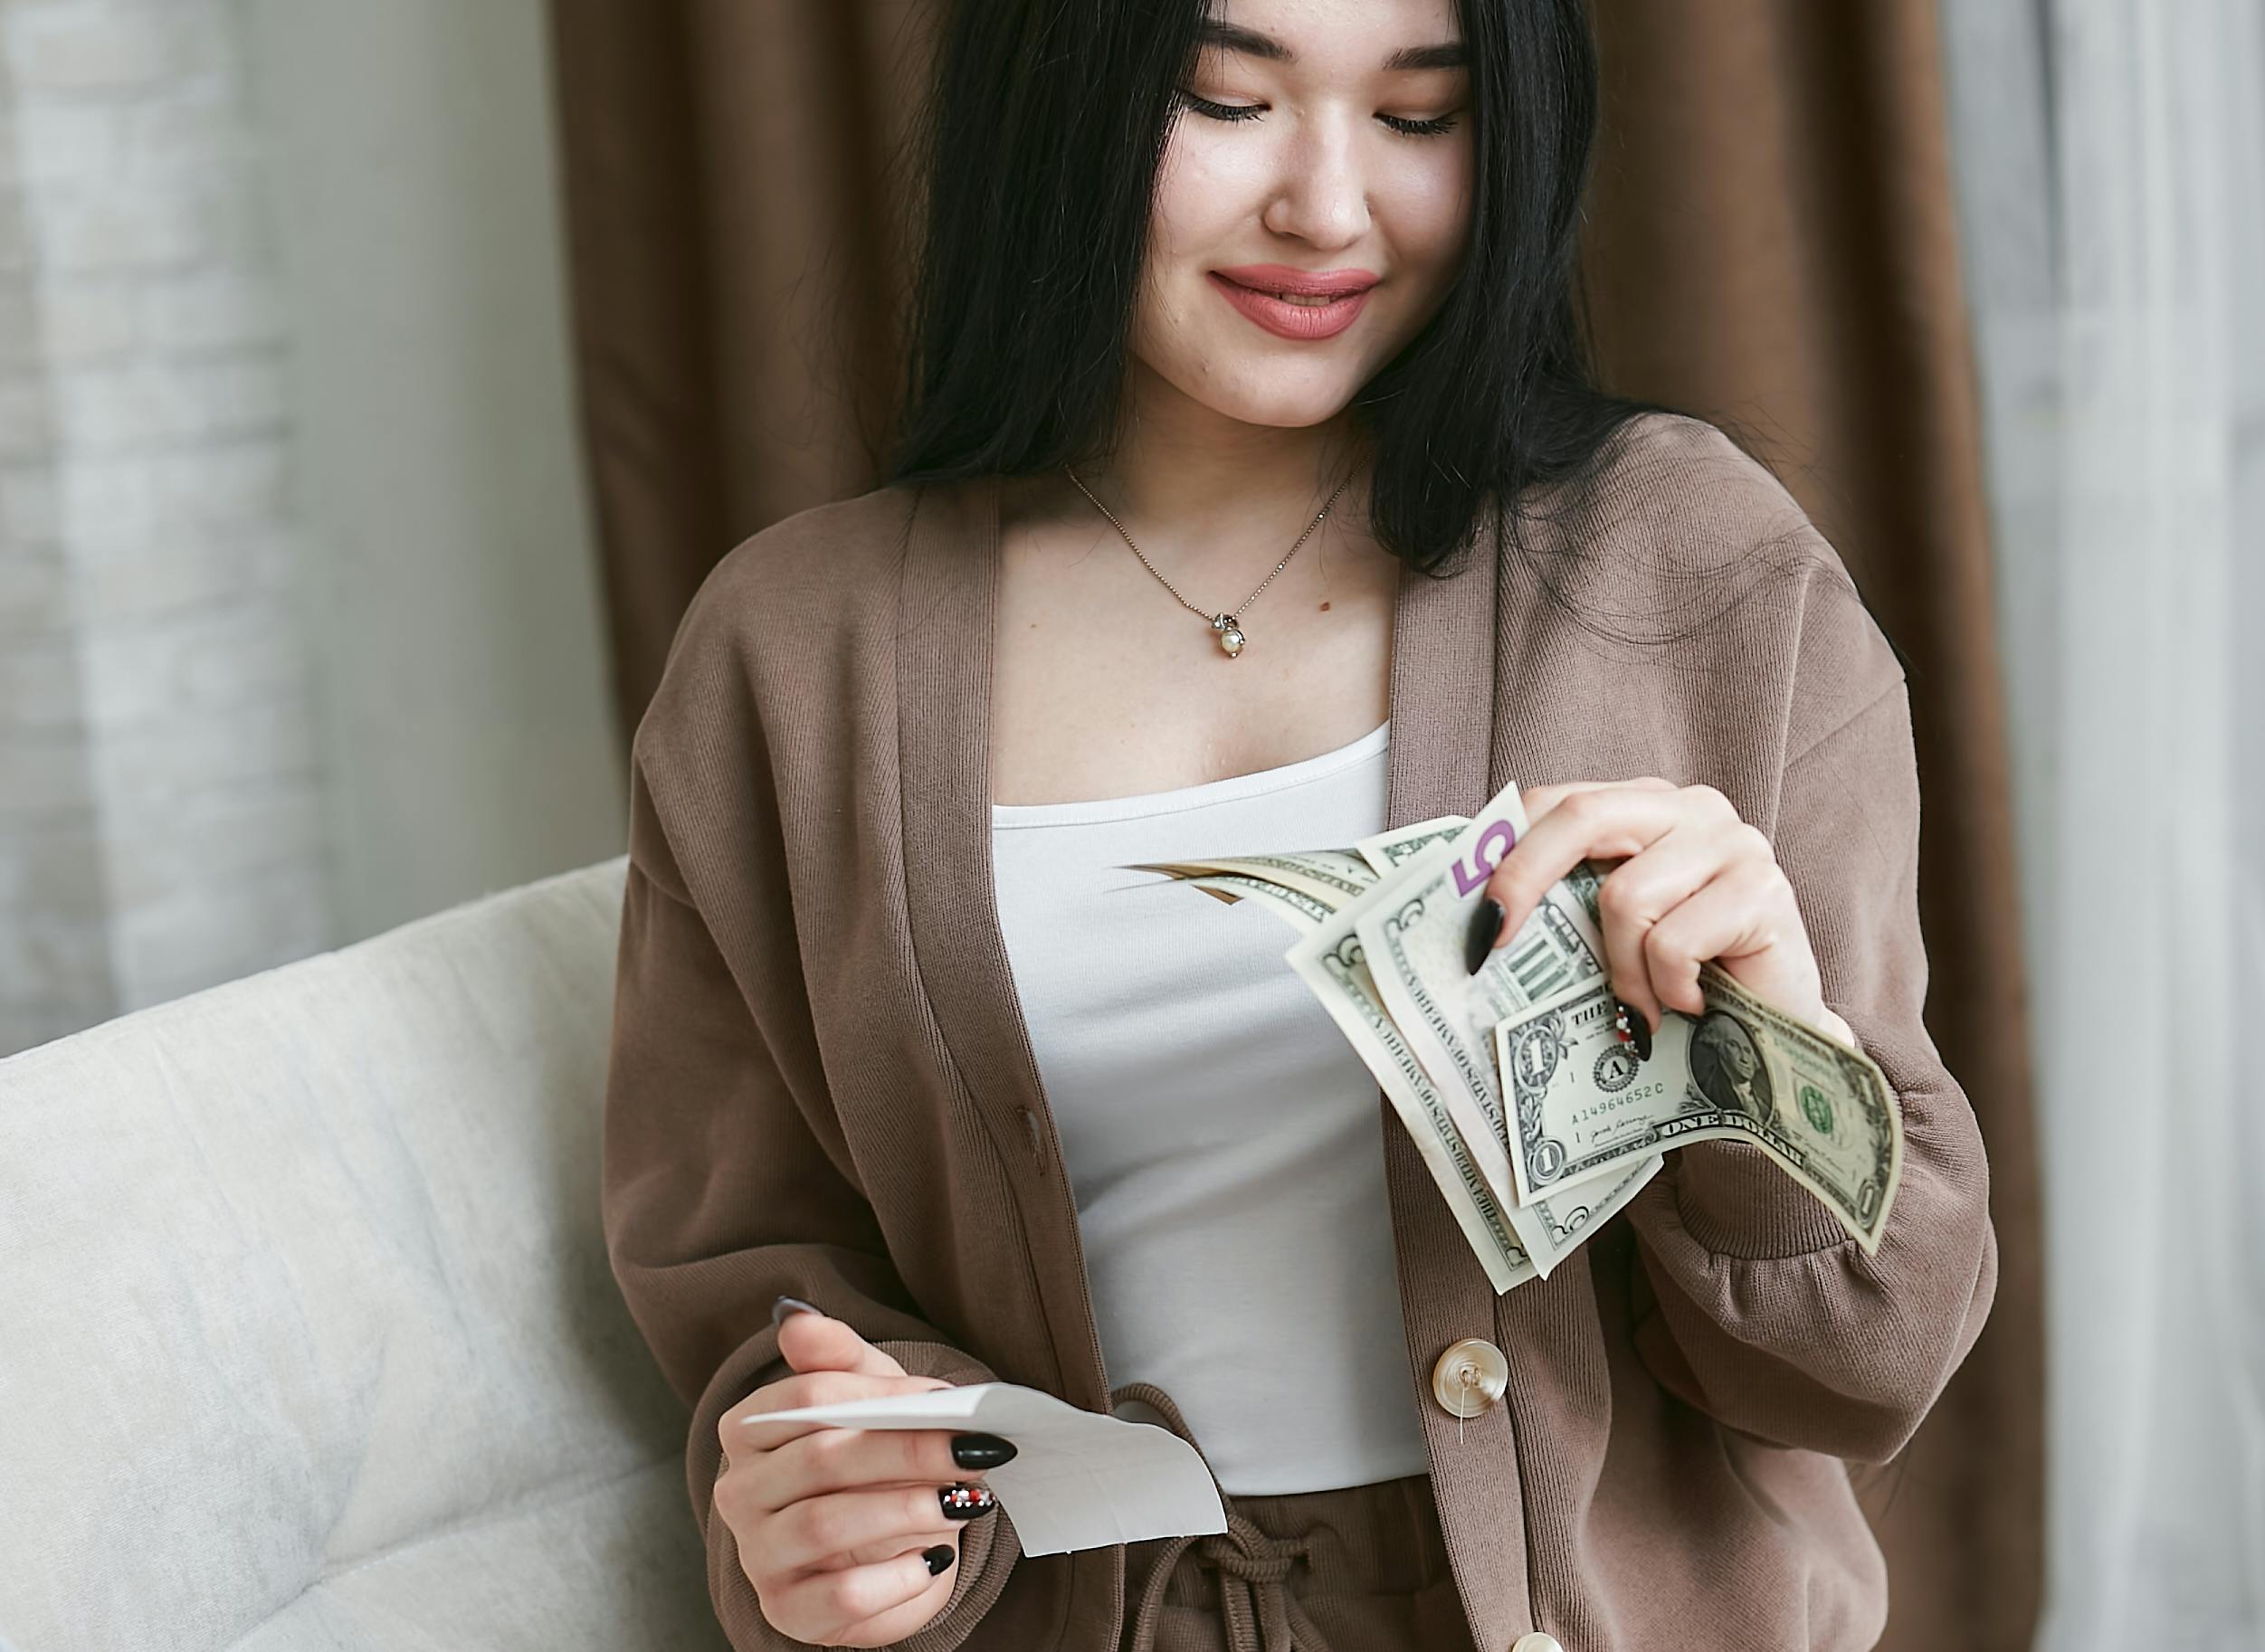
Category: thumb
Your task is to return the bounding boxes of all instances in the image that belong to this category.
[776,1305,918,1381]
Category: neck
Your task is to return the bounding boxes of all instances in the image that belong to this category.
[1063,359,1375,551]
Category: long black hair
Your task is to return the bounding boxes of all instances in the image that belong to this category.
[880,0,1698,577]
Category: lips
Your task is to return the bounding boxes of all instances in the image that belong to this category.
[1215,263,1381,298]
[1209,265,1378,341]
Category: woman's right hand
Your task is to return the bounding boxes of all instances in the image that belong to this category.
[720,1302,1014,1648]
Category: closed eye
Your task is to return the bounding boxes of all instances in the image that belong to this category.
[1179,90,1265,123]
[1379,109,1461,137]
[1176,90,1463,138]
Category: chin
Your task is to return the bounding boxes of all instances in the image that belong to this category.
[1170,360,1367,432]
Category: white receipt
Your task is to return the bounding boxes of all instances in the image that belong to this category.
[748,1381,1226,1555]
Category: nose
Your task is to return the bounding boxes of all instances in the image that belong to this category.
[1260,110,1370,250]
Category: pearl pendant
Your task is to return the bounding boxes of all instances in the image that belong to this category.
[1213,613,1246,658]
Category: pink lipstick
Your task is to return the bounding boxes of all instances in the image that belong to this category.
[1209,264,1378,341]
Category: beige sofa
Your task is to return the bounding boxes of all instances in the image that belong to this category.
[0,858,731,1652]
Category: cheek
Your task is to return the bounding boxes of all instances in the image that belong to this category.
[1135,135,1263,363]
[1378,143,1475,290]
[1147,131,1265,265]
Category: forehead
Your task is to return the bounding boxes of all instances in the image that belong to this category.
[1200,0,1465,71]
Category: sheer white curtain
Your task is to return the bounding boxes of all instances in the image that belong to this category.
[1941,2,2265,1647]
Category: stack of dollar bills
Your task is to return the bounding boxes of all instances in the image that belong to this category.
[1122,776,1904,1294]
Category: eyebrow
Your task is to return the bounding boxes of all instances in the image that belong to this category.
[1195,19,1469,72]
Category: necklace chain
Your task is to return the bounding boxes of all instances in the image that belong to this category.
[1063,462,1350,657]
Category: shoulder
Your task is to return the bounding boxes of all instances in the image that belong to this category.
[1530,410,1907,758]
[631,477,977,782]
[1567,410,1825,582]
[661,481,929,674]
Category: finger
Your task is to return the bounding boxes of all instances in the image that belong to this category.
[766,1484,978,1576]
[1484,785,1696,948]
[758,1423,997,1514]
[764,1544,956,1648]
[731,1372,953,1454]
[1518,775,1676,825]
[834,1524,966,1575]
[1639,857,1796,1019]
[1591,815,1753,1030]
[777,1309,911,1380]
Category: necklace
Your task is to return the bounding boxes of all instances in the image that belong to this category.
[1063,463,1351,659]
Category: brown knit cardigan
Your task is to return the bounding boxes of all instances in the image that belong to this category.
[600,412,1998,1651]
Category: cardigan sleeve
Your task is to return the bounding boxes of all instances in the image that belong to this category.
[1620,571,2000,1465]
[603,751,1021,1652]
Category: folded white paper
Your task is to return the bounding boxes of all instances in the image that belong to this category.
[748,1381,1226,1555]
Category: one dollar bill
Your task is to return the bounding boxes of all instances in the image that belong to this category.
[1493,961,1903,1251]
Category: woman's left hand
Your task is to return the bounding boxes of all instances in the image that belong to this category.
[1476,777,1857,1048]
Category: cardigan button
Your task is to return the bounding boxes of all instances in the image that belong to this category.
[1429,1337,1508,1418]
[1510,1636,1564,1652]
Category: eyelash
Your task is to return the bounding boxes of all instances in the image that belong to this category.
[1176,89,1461,138]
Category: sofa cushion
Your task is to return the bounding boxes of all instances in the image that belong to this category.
[0,856,728,1652]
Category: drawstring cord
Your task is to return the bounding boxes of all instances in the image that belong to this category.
[1111,1379,1339,1652]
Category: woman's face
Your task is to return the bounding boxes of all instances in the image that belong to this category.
[1129,0,1476,432]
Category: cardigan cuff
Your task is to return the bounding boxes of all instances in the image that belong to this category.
[1661,1137,1855,1261]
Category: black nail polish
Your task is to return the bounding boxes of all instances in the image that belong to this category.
[1613,999,1653,1062]
[923,1543,956,1575]
[951,1432,1017,1470]
[1466,898,1505,974]
[770,1295,820,1327]
[939,1482,998,1520]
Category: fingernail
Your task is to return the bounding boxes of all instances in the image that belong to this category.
[939,1482,999,1520]
[923,1543,956,1575]
[770,1295,821,1327]
[1613,998,1654,1062]
[1466,898,1505,974]
[951,1432,1017,1469]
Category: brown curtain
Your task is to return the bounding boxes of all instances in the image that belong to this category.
[1576,10,2041,1649]
[545,5,2043,1647]
[547,0,937,744]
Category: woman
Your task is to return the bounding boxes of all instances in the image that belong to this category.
[599,1,1998,1648]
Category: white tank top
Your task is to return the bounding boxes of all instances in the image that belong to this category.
[989,720,1432,1495]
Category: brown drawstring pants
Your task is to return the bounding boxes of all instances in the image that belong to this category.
[1110,1380,1480,1652]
